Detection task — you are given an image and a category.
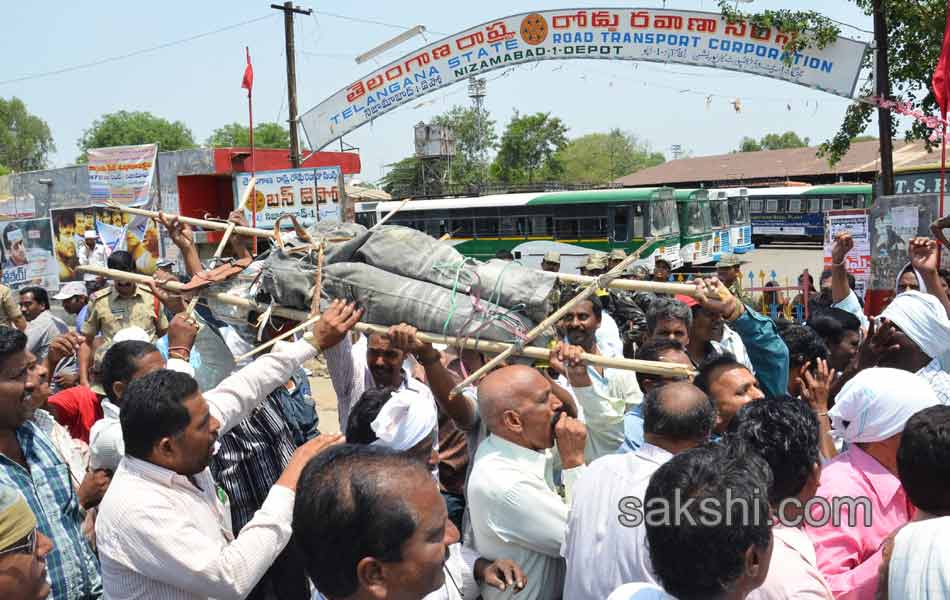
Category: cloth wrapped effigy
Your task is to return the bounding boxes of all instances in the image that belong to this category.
[213,221,560,349]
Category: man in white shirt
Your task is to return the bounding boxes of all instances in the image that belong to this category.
[77,230,109,282]
[563,382,715,600]
[732,397,834,600]
[467,365,588,600]
[325,326,435,431]
[555,296,641,461]
[95,301,360,600]
[18,287,68,362]
[608,440,773,600]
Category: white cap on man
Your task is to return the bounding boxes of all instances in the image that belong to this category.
[84,230,98,240]
[53,281,88,301]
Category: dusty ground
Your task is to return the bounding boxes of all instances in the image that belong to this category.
[306,357,341,435]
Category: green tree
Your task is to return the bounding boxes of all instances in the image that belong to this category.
[0,97,55,172]
[206,122,290,149]
[431,106,497,187]
[737,131,810,153]
[77,111,195,162]
[491,111,568,183]
[379,157,451,198]
[557,129,664,183]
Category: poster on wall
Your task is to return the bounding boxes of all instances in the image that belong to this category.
[87,143,158,207]
[50,207,160,282]
[235,167,342,229]
[823,209,871,299]
[0,218,60,291]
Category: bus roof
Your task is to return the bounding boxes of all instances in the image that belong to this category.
[745,184,871,197]
[359,187,673,212]
[674,189,709,201]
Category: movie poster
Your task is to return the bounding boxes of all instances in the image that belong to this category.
[50,207,160,282]
[0,218,60,290]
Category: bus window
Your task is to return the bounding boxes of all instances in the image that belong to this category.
[613,207,629,241]
[766,199,779,213]
[529,216,552,236]
[729,198,749,224]
[632,204,646,238]
[500,215,525,237]
[355,212,376,228]
[809,198,820,213]
[710,200,728,228]
[685,203,707,235]
[833,198,843,210]
[750,199,763,213]
[842,197,855,208]
[452,218,474,237]
[650,200,676,237]
[577,218,607,238]
[474,218,499,238]
[555,219,578,239]
[822,198,834,211]
[425,220,444,237]
[788,198,802,213]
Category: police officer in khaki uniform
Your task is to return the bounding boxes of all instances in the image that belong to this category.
[0,275,27,332]
[78,250,168,387]
[716,254,753,306]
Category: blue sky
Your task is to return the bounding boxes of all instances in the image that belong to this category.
[1,1,879,183]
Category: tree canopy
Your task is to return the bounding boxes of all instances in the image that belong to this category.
[491,111,568,183]
[431,106,497,188]
[76,110,194,162]
[207,122,290,149]
[0,97,55,173]
[737,131,810,153]
[557,129,664,183]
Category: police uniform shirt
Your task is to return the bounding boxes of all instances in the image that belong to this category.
[81,284,168,342]
[0,284,22,328]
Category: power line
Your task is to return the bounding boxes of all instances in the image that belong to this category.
[0,13,279,86]
[312,9,448,36]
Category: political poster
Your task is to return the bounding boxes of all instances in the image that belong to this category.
[87,143,158,207]
[824,209,871,299]
[235,167,343,230]
[0,218,60,291]
[300,8,868,149]
[50,207,160,282]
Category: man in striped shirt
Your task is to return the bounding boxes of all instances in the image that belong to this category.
[0,325,101,599]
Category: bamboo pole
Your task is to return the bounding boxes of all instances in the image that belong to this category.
[76,265,694,377]
[371,197,411,230]
[110,205,275,239]
[556,273,697,296]
[450,242,651,395]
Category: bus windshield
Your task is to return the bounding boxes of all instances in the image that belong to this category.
[728,197,749,224]
[685,202,709,235]
[650,199,677,237]
[710,199,729,228]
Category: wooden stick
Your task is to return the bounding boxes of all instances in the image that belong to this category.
[371,197,411,230]
[111,205,275,239]
[557,273,698,296]
[76,265,694,377]
[450,242,651,395]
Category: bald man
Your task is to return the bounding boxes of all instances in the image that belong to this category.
[466,365,588,600]
[563,383,715,599]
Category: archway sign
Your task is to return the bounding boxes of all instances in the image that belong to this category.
[299,8,868,151]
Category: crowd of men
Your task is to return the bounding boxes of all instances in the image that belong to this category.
[2,215,950,600]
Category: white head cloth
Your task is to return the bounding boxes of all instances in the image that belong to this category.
[895,262,927,292]
[881,290,950,359]
[830,367,939,443]
[113,326,150,344]
[888,517,950,599]
[370,390,438,452]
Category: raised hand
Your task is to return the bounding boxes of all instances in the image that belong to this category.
[831,232,854,265]
[155,213,195,249]
[908,237,939,275]
[311,300,364,350]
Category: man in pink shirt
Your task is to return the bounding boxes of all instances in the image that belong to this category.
[804,367,939,600]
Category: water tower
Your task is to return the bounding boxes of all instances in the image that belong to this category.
[414,122,456,196]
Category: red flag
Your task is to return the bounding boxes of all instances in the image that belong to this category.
[933,2,950,116]
[241,47,253,93]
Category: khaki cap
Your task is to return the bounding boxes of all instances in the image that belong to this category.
[542,251,561,264]
[584,252,608,270]
[608,249,627,261]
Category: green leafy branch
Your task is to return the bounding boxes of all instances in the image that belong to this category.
[718,1,841,63]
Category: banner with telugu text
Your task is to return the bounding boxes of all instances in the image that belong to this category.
[300,8,868,150]
[824,209,871,300]
[87,143,158,207]
[0,218,60,291]
[235,167,343,230]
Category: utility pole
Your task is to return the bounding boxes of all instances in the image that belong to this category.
[872,0,894,196]
[271,2,312,168]
[468,77,487,192]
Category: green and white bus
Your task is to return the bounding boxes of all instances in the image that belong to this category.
[708,188,753,254]
[355,188,682,273]
[674,189,715,266]
[708,189,732,261]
